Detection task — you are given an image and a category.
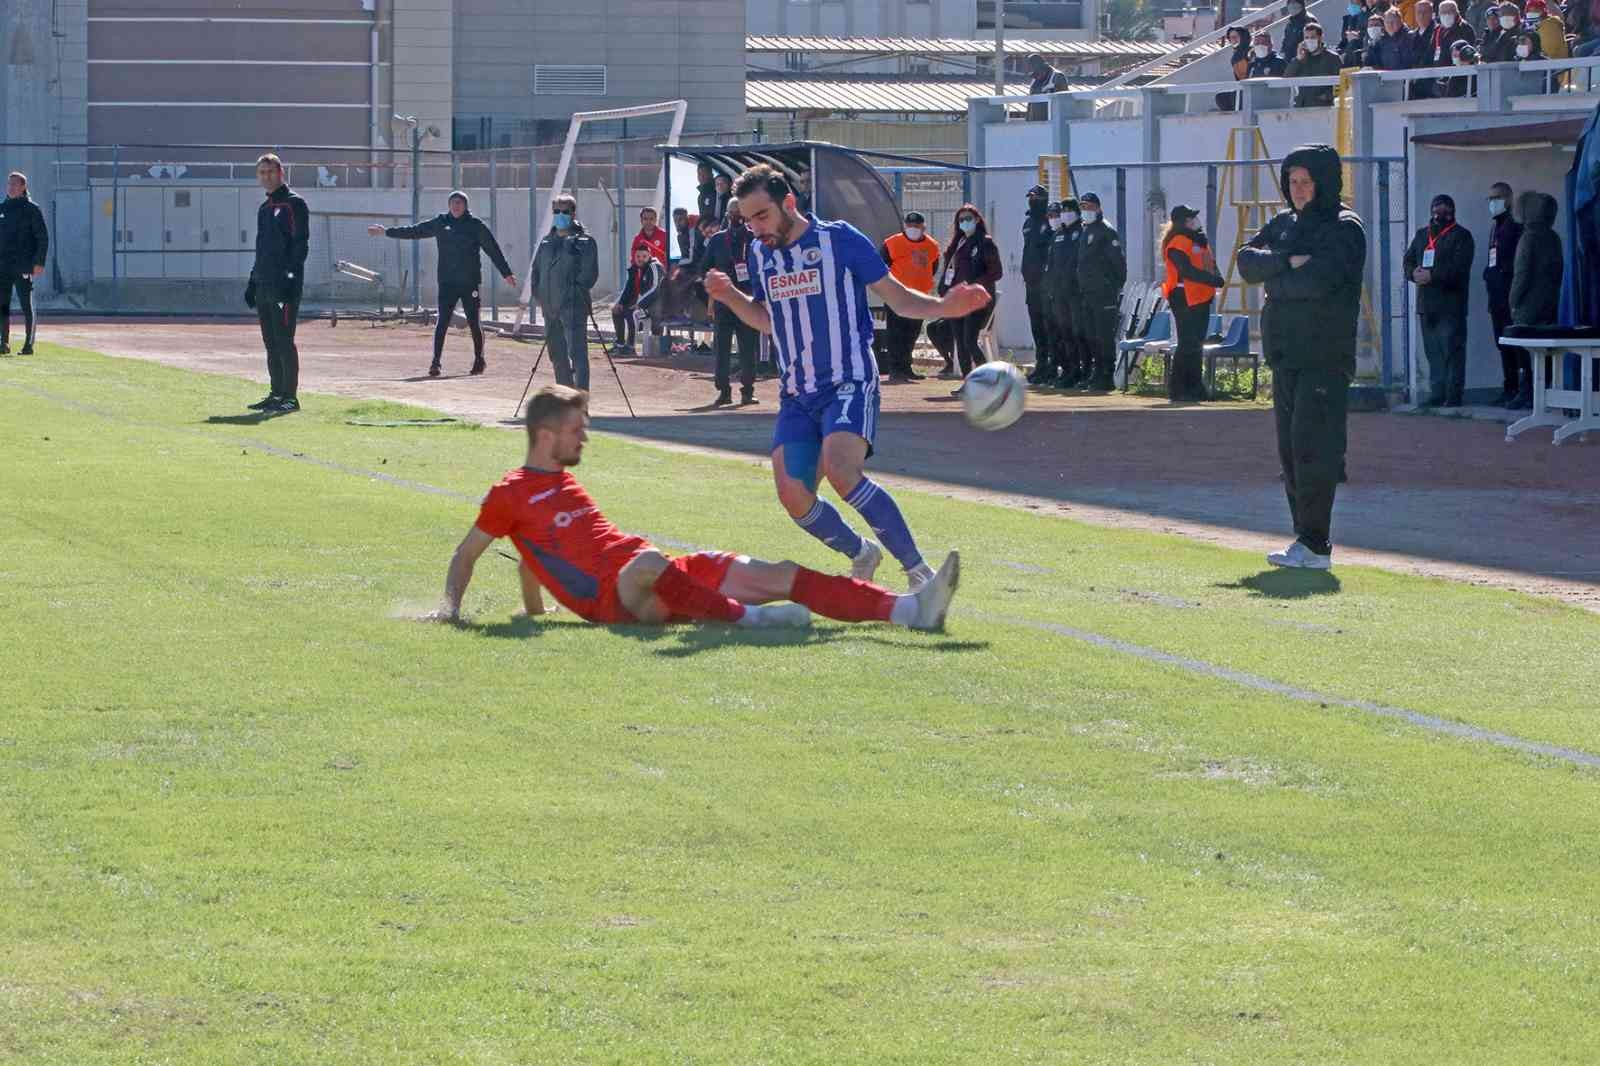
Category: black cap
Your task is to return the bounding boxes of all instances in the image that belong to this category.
[903,210,926,224]
[1080,191,1102,206]
[1170,203,1200,226]
[1059,197,1079,212]
[1027,184,1048,197]
[1046,201,1061,215]
[1432,193,1456,211]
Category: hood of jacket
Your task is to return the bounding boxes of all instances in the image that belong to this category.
[1518,190,1558,230]
[1280,144,1344,216]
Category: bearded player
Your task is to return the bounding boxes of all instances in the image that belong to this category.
[703,164,991,590]
[429,386,960,630]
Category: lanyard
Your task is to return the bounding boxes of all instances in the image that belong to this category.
[1426,222,1455,251]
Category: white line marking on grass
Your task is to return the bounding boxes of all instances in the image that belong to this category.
[986,613,1600,771]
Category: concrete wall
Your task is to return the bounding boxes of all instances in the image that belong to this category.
[748,0,973,37]
[394,0,455,151]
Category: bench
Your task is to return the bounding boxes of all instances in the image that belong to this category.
[1502,333,1600,445]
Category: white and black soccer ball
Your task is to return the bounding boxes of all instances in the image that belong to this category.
[961,361,1027,431]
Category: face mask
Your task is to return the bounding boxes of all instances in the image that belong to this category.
[1028,198,1046,210]
[1347,3,1361,14]
[1063,212,1080,225]
[1306,37,1322,50]
[1082,210,1100,224]
[904,226,924,240]
[1516,44,1532,57]
[1441,13,1456,26]
[1433,210,1454,226]
[1489,198,1506,217]
[1047,217,1061,230]
[1254,44,1271,57]
[553,212,572,229]
[959,219,977,236]
[1368,26,1383,39]
[1501,15,1518,27]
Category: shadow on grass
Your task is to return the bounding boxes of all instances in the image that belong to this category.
[1215,569,1343,599]
[203,410,288,425]
[472,615,991,657]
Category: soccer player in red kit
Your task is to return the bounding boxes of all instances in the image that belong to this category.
[430,385,960,629]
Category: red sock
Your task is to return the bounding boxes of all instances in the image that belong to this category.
[652,563,746,623]
[790,567,897,623]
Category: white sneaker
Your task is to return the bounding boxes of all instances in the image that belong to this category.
[1266,541,1332,570]
[739,602,813,628]
[851,538,883,582]
[906,562,936,591]
[908,550,961,631]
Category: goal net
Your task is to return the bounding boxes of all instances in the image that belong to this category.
[515,100,688,330]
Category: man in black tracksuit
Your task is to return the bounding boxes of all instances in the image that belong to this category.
[371,191,516,377]
[529,194,600,390]
[704,200,760,406]
[1074,191,1127,391]
[1403,193,1476,408]
[1482,181,1523,406]
[0,171,48,356]
[1238,144,1366,570]
[1044,197,1085,387]
[1021,184,1056,384]
[244,154,310,413]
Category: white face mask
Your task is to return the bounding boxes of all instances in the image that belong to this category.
[1368,26,1383,39]
[1441,13,1457,26]
[1516,44,1532,57]
[904,226,924,240]
[1082,210,1100,224]
[1489,198,1506,217]
[1254,44,1271,57]
[1306,36,1322,51]
[1063,212,1080,225]
[1046,218,1060,230]
[1501,14,1518,27]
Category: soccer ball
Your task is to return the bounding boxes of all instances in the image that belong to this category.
[961,361,1027,431]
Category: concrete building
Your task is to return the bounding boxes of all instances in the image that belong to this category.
[747,0,1101,39]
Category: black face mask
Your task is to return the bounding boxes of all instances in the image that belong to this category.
[1432,210,1455,228]
[1028,198,1046,210]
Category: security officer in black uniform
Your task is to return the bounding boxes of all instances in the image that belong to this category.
[0,171,48,356]
[1074,191,1126,391]
[370,191,517,377]
[244,153,310,413]
[1021,184,1056,384]
[1044,197,1085,388]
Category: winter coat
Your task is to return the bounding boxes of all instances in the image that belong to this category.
[1237,144,1368,375]
[1368,28,1417,68]
[1247,51,1289,77]
[1021,206,1055,287]
[0,194,48,275]
[529,222,599,324]
[1076,218,1128,302]
[248,184,309,303]
[384,206,514,290]
[940,233,1003,296]
[1404,217,1477,319]
[1044,221,1084,305]
[1509,191,1563,326]
[1483,211,1523,314]
[618,258,664,310]
[1281,12,1311,58]
[1285,46,1344,105]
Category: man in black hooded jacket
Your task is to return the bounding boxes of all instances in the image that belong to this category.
[1404,193,1476,407]
[0,171,48,355]
[1238,144,1366,571]
[371,191,517,377]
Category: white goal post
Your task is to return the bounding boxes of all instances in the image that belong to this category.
[515,99,689,327]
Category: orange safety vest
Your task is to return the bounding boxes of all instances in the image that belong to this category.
[882,232,942,294]
[1162,233,1216,305]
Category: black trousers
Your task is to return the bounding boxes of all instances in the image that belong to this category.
[1082,296,1120,385]
[883,308,923,376]
[255,288,300,398]
[927,318,955,368]
[1420,313,1467,406]
[434,284,484,365]
[0,273,36,348]
[1025,283,1052,369]
[1169,291,1211,401]
[1273,366,1348,557]
[713,306,758,392]
[1049,300,1078,379]
[612,305,636,349]
[953,305,993,375]
[546,314,589,391]
[1489,303,1526,396]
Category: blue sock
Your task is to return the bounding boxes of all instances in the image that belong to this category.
[794,498,864,560]
[843,478,925,571]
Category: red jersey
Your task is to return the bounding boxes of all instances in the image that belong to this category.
[475,467,651,621]
[631,227,668,266]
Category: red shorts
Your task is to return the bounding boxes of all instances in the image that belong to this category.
[586,550,738,624]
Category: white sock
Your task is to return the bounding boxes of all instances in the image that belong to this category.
[889,595,918,627]
[735,604,765,627]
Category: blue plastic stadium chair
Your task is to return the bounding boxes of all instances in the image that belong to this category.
[1115,310,1173,392]
[1202,315,1256,399]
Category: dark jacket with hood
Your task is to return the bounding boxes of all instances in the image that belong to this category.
[1509,191,1563,326]
[0,193,49,275]
[384,196,514,290]
[1483,206,1522,314]
[1237,145,1368,375]
[529,220,600,323]
[249,183,310,303]
[1021,203,1054,286]
[1403,200,1476,319]
[1368,27,1417,69]
[1281,9,1312,59]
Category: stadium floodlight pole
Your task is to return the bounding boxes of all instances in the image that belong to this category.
[994,0,1005,96]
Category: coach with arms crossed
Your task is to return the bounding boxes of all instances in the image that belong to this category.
[0,171,48,355]
[1238,144,1366,572]
[244,154,309,413]
[530,194,599,390]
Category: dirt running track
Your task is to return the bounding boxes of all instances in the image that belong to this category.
[40,317,1600,611]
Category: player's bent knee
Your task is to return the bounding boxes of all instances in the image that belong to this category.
[620,550,670,584]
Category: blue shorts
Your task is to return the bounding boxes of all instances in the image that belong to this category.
[772,380,879,488]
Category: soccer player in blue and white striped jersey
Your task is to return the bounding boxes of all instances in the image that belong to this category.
[705,164,991,589]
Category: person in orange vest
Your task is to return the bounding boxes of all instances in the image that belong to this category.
[878,210,942,382]
[1161,204,1226,402]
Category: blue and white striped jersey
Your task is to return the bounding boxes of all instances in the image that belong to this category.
[748,215,889,396]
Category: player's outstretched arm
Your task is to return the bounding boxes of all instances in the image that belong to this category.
[704,270,772,334]
[517,561,550,617]
[869,275,991,322]
[430,526,495,621]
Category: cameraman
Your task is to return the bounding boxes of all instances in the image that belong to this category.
[529,194,599,390]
